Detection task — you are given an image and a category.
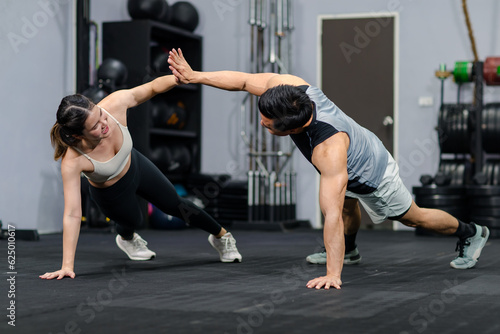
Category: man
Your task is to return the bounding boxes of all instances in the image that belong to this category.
[167,48,489,290]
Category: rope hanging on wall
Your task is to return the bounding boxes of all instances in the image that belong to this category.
[461,0,479,62]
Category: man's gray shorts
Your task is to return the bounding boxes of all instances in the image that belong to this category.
[345,154,413,224]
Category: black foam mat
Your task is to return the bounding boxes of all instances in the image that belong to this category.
[1,228,498,333]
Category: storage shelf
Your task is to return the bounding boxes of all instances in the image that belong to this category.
[103,20,203,180]
[104,19,202,40]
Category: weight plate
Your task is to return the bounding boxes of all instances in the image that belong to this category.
[486,108,494,148]
[490,229,500,238]
[454,61,473,83]
[454,164,465,185]
[464,108,471,153]
[469,216,500,229]
[439,105,453,153]
[493,163,500,186]
[450,164,458,185]
[488,163,495,185]
[425,207,469,221]
[483,57,500,86]
[471,208,500,217]
[438,162,445,174]
[489,106,497,151]
[439,105,471,153]
[466,185,500,196]
[496,106,500,152]
[494,105,500,153]
[415,195,466,207]
[438,105,446,149]
[480,162,493,185]
[453,110,460,152]
[481,108,488,150]
[489,107,496,145]
[438,105,446,127]
[413,186,466,196]
[446,162,455,184]
[438,161,447,173]
[458,108,467,153]
[445,162,452,175]
[482,105,500,153]
[468,196,500,207]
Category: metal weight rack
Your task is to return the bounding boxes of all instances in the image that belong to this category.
[413,58,500,238]
[238,0,305,229]
[413,0,500,238]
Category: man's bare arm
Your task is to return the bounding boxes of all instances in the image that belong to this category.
[168,48,308,96]
[306,132,349,290]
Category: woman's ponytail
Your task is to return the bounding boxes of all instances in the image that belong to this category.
[50,94,94,160]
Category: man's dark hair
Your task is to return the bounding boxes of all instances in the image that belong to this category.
[258,85,313,131]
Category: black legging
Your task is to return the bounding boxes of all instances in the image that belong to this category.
[89,148,222,239]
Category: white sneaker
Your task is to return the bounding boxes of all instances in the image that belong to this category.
[208,232,242,263]
[115,233,156,261]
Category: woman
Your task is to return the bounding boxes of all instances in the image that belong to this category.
[40,74,242,280]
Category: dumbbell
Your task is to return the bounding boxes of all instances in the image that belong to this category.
[434,172,452,186]
[473,172,488,185]
[419,174,434,186]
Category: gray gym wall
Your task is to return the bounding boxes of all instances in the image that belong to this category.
[1,0,498,233]
[0,0,74,233]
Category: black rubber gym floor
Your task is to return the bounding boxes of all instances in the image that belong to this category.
[1,227,499,334]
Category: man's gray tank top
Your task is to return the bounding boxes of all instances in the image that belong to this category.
[290,85,388,194]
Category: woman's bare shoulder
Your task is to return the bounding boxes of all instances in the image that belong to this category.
[61,148,89,173]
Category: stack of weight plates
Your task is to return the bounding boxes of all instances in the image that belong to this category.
[186,174,248,226]
[466,186,500,238]
[215,180,249,224]
[413,185,468,236]
[438,104,472,154]
[482,103,500,153]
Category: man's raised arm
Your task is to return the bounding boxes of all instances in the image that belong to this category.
[168,48,308,96]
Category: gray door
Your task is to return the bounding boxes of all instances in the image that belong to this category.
[320,15,395,153]
[320,15,396,228]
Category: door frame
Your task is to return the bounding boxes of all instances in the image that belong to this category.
[314,12,400,229]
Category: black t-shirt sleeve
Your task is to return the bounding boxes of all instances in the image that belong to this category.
[309,121,339,149]
[297,85,310,92]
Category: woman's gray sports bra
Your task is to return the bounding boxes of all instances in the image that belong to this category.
[74,108,133,183]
